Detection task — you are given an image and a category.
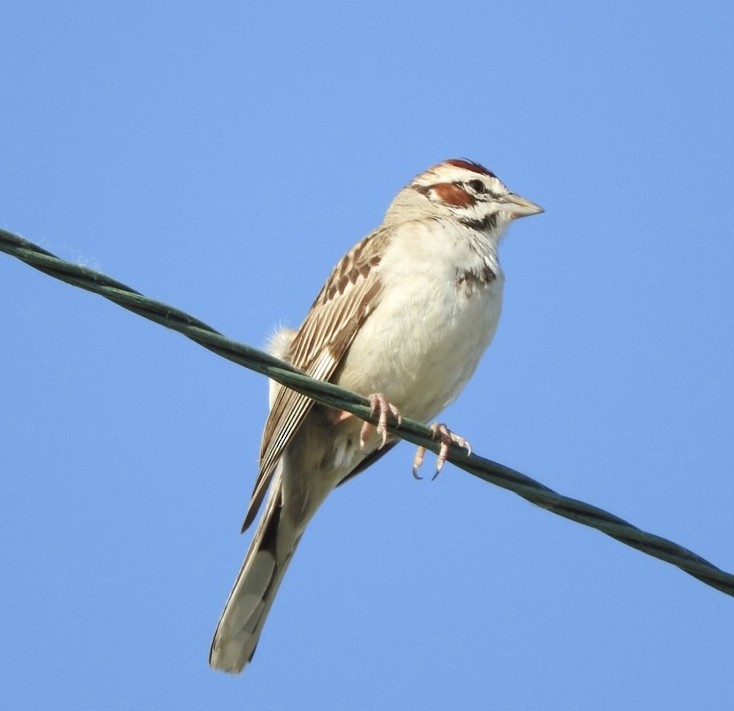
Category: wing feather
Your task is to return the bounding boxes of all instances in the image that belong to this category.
[242,228,390,530]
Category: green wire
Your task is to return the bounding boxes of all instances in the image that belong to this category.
[2,227,732,597]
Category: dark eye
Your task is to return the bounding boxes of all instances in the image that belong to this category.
[467,179,486,194]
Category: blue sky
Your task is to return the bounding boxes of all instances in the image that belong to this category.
[2,2,733,708]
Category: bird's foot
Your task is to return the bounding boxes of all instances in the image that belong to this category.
[412,423,472,480]
[359,393,402,450]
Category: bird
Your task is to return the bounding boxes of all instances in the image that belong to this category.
[209,158,543,673]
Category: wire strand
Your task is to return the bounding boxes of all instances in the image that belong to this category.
[2,227,732,597]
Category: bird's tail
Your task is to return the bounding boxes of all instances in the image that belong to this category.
[209,484,301,673]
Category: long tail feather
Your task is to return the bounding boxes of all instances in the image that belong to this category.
[209,484,301,673]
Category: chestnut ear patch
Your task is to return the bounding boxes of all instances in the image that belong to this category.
[433,182,476,208]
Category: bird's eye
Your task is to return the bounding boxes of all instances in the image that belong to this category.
[467,179,486,194]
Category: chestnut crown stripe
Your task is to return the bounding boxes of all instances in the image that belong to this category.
[443,158,497,178]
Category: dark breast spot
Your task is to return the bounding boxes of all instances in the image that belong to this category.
[456,264,496,293]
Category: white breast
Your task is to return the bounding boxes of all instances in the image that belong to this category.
[336,220,504,422]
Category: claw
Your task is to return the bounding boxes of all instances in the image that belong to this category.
[412,423,471,480]
[411,447,425,479]
[359,393,402,450]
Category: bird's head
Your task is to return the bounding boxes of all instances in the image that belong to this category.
[385,158,543,236]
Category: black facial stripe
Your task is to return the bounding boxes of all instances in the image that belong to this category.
[460,214,498,232]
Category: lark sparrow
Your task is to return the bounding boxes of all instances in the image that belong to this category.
[209,159,543,673]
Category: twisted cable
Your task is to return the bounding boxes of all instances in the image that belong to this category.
[2,227,732,597]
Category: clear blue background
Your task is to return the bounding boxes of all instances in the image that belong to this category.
[2,3,733,709]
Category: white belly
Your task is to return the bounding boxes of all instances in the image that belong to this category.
[336,238,504,422]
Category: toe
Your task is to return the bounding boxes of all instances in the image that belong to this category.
[412,447,426,479]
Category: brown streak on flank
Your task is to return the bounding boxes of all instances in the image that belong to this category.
[444,158,496,178]
[433,182,476,208]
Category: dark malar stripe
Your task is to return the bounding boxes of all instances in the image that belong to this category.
[461,213,498,232]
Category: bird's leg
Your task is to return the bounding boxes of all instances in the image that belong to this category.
[412,423,472,480]
[359,393,402,450]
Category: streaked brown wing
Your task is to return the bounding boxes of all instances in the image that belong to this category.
[242,228,390,530]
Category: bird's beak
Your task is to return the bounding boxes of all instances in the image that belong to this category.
[502,193,544,220]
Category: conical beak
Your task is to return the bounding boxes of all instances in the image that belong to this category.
[502,193,544,220]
